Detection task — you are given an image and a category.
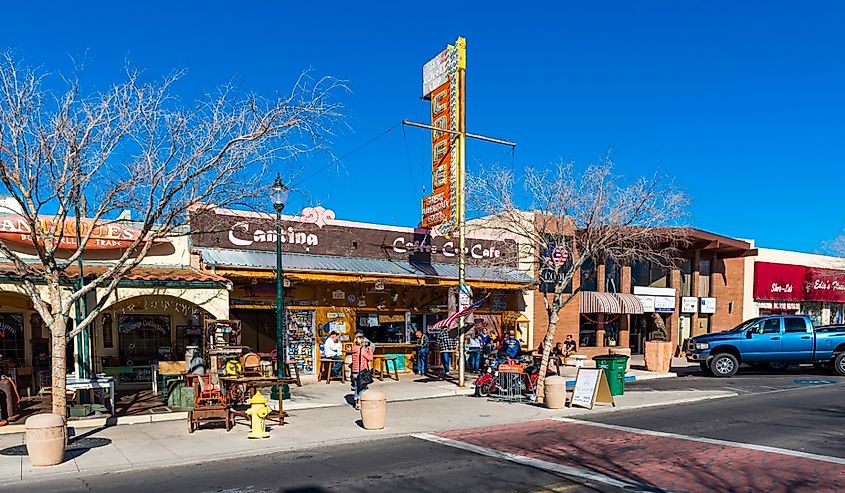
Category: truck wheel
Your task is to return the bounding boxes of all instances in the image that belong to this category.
[710,353,739,378]
[699,362,713,376]
[834,353,845,376]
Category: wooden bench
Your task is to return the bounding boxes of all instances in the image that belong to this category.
[372,355,399,381]
[318,359,345,384]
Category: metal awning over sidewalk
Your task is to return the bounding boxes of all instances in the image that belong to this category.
[198,248,533,286]
[580,291,644,314]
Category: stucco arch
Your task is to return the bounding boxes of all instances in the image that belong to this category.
[97,286,229,321]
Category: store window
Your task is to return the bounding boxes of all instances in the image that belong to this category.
[802,302,823,326]
[580,257,597,292]
[356,313,406,343]
[579,315,597,347]
[0,313,25,365]
[604,317,620,347]
[118,315,171,364]
[604,259,621,293]
[631,259,670,289]
[680,259,692,297]
[698,259,712,297]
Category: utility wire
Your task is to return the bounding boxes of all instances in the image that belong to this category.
[290,123,401,188]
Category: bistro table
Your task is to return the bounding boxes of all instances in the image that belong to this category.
[218,375,294,426]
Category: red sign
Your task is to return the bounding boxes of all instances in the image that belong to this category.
[754,262,845,302]
[498,363,524,374]
[805,267,845,302]
[0,216,144,250]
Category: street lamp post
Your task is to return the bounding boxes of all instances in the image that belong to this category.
[270,173,290,400]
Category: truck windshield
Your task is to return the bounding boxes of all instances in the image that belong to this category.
[727,318,762,333]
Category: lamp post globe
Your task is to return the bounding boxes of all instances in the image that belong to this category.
[270,173,290,400]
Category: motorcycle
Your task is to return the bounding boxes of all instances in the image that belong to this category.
[473,356,555,399]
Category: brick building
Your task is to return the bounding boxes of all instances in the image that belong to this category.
[469,214,756,358]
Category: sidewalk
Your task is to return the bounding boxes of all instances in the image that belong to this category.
[0,384,734,486]
[0,361,685,435]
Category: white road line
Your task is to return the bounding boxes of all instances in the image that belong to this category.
[552,418,845,466]
[412,432,677,493]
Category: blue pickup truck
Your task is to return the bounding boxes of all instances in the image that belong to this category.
[685,314,845,377]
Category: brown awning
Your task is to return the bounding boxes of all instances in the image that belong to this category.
[580,291,644,314]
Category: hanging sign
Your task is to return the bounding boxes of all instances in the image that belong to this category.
[700,297,717,314]
[569,368,616,410]
[681,297,698,313]
[421,37,465,232]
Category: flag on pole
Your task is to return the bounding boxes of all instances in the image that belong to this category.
[433,295,487,329]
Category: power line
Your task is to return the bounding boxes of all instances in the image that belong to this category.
[291,123,401,187]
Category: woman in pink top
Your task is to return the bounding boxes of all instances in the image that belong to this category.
[349,335,373,410]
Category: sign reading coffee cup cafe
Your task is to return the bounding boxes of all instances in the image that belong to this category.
[190,207,518,267]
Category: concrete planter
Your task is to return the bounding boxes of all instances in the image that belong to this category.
[25,413,66,467]
[360,389,386,430]
[544,375,566,409]
[644,341,673,373]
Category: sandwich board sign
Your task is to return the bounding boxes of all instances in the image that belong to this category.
[568,368,615,410]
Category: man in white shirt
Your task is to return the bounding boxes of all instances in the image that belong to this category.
[323,331,343,376]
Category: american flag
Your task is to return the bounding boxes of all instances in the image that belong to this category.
[433,296,487,329]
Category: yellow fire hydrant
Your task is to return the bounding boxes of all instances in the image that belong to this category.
[245,390,271,439]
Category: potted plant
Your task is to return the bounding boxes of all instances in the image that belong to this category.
[644,313,673,373]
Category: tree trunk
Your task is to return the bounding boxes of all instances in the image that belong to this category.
[535,310,559,402]
[50,315,68,416]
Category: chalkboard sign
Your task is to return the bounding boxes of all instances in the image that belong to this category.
[569,368,615,410]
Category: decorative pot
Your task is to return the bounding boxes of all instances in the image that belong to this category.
[24,413,66,467]
[644,341,673,373]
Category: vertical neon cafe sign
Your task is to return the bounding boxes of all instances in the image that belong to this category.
[421,37,465,232]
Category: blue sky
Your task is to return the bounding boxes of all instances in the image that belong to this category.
[1,1,843,253]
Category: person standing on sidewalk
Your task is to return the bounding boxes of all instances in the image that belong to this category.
[435,326,456,376]
[466,330,482,372]
[414,329,430,375]
[349,335,373,410]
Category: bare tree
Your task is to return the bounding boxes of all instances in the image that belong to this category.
[0,53,345,415]
[468,155,689,401]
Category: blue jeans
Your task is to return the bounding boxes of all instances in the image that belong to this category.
[441,351,452,374]
[417,349,429,374]
[351,373,361,401]
[329,357,343,375]
[468,349,481,371]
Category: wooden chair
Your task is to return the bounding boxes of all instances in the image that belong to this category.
[188,374,232,433]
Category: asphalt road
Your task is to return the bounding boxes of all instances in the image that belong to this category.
[590,370,845,458]
[4,436,626,493]
[628,363,845,396]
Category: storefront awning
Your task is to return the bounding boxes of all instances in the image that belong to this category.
[198,248,534,286]
[580,291,644,314]
[0,263,229,288]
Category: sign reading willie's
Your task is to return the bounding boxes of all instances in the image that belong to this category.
[190,207,518,267]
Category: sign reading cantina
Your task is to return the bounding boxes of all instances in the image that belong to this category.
[190,210,518,267]
[755,261,845,303]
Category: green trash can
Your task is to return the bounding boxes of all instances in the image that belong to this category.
[592,355,629,396]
